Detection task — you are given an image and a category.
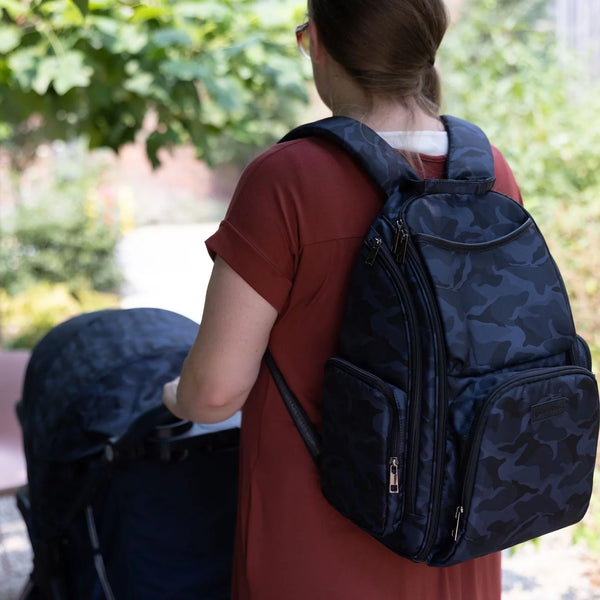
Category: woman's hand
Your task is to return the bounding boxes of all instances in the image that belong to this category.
[162,376,180,414]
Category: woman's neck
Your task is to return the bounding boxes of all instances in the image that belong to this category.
[337,99,443,133]
[318,54,443,133]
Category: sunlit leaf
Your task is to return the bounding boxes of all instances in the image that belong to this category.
[71,0,88,17]
[52,52,93,94]
[160,60,210,81]
[0,0,309,167]
[0,25,22,54]
[152,29,193,48]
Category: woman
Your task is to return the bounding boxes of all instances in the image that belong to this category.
[163,1,523,598]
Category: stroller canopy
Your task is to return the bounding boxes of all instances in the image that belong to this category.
[18,307,199,538]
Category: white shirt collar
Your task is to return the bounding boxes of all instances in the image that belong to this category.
[377,130,448,155]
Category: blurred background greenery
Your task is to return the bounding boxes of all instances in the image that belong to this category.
[0,0,599,567]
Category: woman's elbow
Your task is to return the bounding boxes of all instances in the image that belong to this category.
[175,376,249,423]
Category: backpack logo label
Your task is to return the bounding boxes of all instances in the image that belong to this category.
[531,397,567,423]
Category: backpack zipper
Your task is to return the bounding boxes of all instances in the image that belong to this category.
[451,366,591,545]
[365,236,382,266]
[393,219,410,264]
[369,236,422,511]
[398,221,448,562]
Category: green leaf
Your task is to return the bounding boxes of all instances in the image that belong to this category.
[145,127,181,169]
[0,0,27,19]
[52,52,93,94]
[174,1,231,22]
[30,52,92,95]
[160,60,210,81]
[123,72,154,96]
[114,25,148,54]
[152,28,193,48]
[31,56,58,95]
[0,25,22,54]
[204,75,245,112]
[7,47,42,91]
[0,0,311,167]
[71,0,88,17]
[130,4,170,23]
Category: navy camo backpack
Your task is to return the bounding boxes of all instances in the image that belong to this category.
[266,116,600,566]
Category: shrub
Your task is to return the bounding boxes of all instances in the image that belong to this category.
[0,282,119,349]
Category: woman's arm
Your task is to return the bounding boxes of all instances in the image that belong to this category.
[162,255,278,423]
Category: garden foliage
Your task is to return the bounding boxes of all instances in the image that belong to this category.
[0,0,308,168]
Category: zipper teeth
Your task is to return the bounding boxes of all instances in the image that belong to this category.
[376,240,422,511]
[404,241,448,561]
[459,366,591,523]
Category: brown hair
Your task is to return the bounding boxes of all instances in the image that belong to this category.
[308,0,448,116]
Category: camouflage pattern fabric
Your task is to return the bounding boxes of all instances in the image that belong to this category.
[18,308,199,540]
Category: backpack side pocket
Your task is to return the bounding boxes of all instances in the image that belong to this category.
[321,358,406,539]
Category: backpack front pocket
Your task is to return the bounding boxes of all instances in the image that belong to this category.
[321,358,406,538]
[447,366,599,565]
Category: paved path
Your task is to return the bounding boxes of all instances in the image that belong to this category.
[117,222,220,324]
[1,223,599,599]
[2,490,600,600]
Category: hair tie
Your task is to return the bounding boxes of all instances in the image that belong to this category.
[428,58,435,67]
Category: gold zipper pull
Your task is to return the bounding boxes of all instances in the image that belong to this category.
[389,457,399,494]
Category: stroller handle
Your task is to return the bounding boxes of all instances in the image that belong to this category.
[105,405,240,465]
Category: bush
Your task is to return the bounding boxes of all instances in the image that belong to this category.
[440,0,600,202]
[1,140,123,296]
[0,144,124,348]
[532,187,600,371]
[1,197,123,296]
[0,282,119,349]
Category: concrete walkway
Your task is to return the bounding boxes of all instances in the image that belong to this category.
[117,222,220,324]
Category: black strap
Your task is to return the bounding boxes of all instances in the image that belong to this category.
[264,351,321,463]
[405,177,496,196]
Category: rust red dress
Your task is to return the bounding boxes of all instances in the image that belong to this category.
[207,135,523,600]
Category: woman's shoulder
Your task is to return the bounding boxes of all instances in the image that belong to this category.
[490,145,523,205]
[234,135,381,210]
[243,136,353,177]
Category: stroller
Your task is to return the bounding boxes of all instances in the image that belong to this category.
[16,308,240,600]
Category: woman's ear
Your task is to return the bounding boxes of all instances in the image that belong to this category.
[308,20,326,64]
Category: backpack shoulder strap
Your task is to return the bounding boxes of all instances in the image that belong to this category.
[441,115,496,181]
[280,116,421,196]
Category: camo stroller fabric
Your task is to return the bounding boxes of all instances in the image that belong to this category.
[280,117,600,566]
[18,308,238,599]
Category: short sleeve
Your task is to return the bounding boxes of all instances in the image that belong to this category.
[491,146,523,205]
[206,144,301,313]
